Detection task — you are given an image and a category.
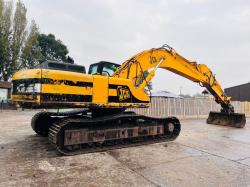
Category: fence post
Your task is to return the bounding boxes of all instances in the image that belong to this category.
[167,98,170,116]
[174,98,177,117]
[163,97,166,117]
[183,98,185,119]
[197,99,199,119]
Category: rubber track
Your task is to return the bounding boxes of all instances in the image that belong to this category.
[48,113,181,156]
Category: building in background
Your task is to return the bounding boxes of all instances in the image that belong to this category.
[0,81,11,103]
[225,83,250,101]
[151,90,182,98]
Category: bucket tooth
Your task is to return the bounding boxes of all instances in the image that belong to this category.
[207,111,246,128]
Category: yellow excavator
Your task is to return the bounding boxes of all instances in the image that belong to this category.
[11,44,246,155]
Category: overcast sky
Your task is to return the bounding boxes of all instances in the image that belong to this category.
[22,0,250,95]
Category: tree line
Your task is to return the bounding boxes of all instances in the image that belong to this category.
[0,0,69,81]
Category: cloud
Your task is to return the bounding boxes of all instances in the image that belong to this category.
[22,0,250,94]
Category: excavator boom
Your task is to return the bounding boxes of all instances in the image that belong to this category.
[113,44,246,128]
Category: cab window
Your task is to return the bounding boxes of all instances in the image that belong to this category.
[88,64,99,74]
[102,63,119,76]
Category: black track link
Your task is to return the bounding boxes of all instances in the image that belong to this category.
[48,112,181,156]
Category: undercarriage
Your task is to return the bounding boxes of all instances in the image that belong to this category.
[31,110,181,155]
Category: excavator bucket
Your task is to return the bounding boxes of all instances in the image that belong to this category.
[207,111,246,128]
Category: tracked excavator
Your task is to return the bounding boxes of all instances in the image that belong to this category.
[11,45,246,155]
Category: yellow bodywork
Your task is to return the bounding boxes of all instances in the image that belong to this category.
[12,45,232,111]
[12,68,149,108]
[113,45,231,106]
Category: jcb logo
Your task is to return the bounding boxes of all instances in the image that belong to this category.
[150,56,157,64]
[117,86,131,101]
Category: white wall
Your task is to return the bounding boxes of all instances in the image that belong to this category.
[0,88,8,102]
[129,97,248,119]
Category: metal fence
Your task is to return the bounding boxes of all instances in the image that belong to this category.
[129,97,250,119]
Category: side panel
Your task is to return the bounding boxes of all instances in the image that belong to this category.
[12,69,42,104]
[92,75,109,103]
[108,77,149,103]
[12,69,150,108]
[40,69,93,104]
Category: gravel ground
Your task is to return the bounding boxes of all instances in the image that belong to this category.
[0,110,250,187]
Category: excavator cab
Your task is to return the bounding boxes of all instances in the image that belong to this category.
[88,61,120,76]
